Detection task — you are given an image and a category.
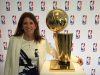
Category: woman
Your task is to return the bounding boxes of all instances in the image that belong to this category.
[4,12,83,75]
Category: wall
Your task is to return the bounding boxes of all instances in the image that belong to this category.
[0,0,100,75]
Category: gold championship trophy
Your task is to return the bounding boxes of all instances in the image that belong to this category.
[46,9,75,71]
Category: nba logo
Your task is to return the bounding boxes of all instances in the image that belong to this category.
[53,1,57,9]
[98,57,100,65]
[0,28,1,38]
[41,1,45,11]
[86,56,91,65]
[77,1,82,11]
[70,15,75,25]
[1,15,5,24]
[76,30,80,39]
[93,43,97,52]
[90,0,95,11]
[82,15,87,25]
[29,1,33,11]
[0,54,4,62]
[35,15,39,23]
[6,1,10,11]
[8,29,12,38]
[41,30,45,38]
[95,15,99,25]
[81,43,85,52]
[3,42,7,50]
[88,30,92,39]
[64,29,68,34]
[91,69,95,75]
[17,1,22,11]
[12,15,16,25]
[65,1,69,11]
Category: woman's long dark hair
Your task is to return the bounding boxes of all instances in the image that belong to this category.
[14,12,42,42]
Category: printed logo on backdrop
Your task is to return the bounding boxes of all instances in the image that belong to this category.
[6,1,10,11]
[81,43,85,52]
[77,1,82,11]
[64,29,68,34]
[0,54,4,62]
[93,43,97,52]
[65,1,69,11]
[41,30,45,38]
[1,15,5,24]
[12,15,17,25]
[91,69,96,75]
[17,1,22,11]
[3,42,8,50]
[8,29,12,38]
[82,15,87,25]
[53,1,57,9]
[90,0,95,11]
[88,30,93,39]
[70,15,75,25]
[86,56,91,65]
[98,57,100,65]
[35,15,39,23]
[41,1,45,11]
[95,15,99,25]
[29,1,33,11]
[76,30,80,39]
[0,28,1,38]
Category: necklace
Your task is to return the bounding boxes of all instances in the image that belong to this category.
[22,37,36,51]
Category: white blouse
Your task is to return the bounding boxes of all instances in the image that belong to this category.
[18,38,39,74]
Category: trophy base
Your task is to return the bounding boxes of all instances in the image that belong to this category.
[50,60,75,72]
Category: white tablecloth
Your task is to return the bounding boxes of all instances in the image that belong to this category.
[40,61,86,75]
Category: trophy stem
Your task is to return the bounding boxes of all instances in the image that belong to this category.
[54,32,60,55]
[53,33,73,69]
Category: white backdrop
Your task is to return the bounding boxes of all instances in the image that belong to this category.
[0,0,100,75]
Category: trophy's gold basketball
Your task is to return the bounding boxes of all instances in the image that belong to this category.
[46,9,68,32]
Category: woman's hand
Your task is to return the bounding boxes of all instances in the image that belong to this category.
[77,57,83,66]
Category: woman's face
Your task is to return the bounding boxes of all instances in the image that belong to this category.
[23,17,36,36]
